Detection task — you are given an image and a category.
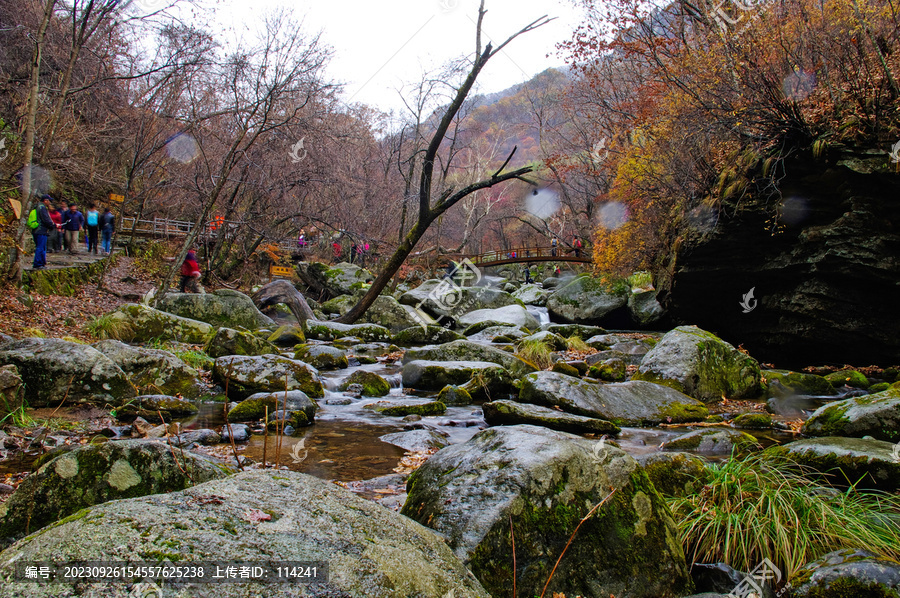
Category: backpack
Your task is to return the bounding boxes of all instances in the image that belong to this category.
[86,210,99,226]
[27,209,39,229]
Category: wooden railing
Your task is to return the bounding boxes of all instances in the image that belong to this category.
[469,246,591,266]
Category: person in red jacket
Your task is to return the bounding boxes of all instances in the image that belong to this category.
[179,250,202,293]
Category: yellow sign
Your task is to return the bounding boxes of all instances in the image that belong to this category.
[269,265,296,279]
[8,198,22,219]
[109,193,125,203]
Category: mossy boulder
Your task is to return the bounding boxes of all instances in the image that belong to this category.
[266,324,306,347]
[662,428,759,454]
[401,425,692,598]
[360,295,424,333]
[114,394,198,420]
[365,400,446,417]
[294,344,349,370]
[545,323,607,338]
[483,400,621,435]
[801,387,900,441]
[824,369,871,389]
[636,452,710,498]
[551,361,581,377]
[156,289,275,330]
[227,390,316,423]
[320,294,356,315]
[0,470,490,597]
[791,549,900,597]
[304,320,392,342]
[339,370,390,397]
[399,279,519,320]
[0,365,23,418]
[519,330,567,351]
[205,326,279,359]
[437,384,473,405]
[0,338,135,408]
[393,325,465,346]
[403,339,535,379]
[300,261,374,296]
[512,283,549,306]
[402,360,514,394]
[92,339,205,399]
[457,305,539,331]
[764,437,900,491]
[518,371,708,427]
[633,325,762,401]
[587,358,627,382]
[731,412,774,429]
[627,289,665,327]
[765,369,836,397]
[106,303,215,344]
[212,355,323,400]
[546,274,630,325]
[380,429,451,452]
[266,408,312,429]
[0,439,232,549]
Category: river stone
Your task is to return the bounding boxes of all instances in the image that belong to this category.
[300,261,374,296]
[662,428,759,454]
[227,390,316,422]
[339,370,390,397]
[403,339,535,379]
[0,365,22,418]
[633,325,762,401]
[544,323,608,338]
[437,385,473,405]
[519,371,708,426]
[364,400,446,417]
[483,400,621,435]
[464,324,528,343]
[380,429,451,452]
[801,387,900,441]
[764,369,836,397]
[402,360,513,393]
[166,428,222,447]
[92,339,205,399]
[0,470,490,598]
[0,338,134,408]
[512,283,549,306]
[155,289,275,330]
[588,357,627,381]
[212,355,323,400]
[764,437,900,490]
[399,279,519,319]
[401,425,692,598]
[457,305,539,331]
[520,330,568,350]
[114,394,198,420]
[360,295,424,333]
[393,325,465,346]
[792,549,900,597]
[305,320,392,342]
[628,289,665,327]
[823,369,871,389]
[267,409,313,429]
[220,423,251,442]
[106,303,215,344]
[636,452,710,498]
[294,344,349,370]
[205,326,280,358]
[0,439,232,549]
[267,324,306,347]
[546,274,630,325]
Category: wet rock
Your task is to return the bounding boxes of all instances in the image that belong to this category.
[0,470,489,598]
[380,429,451,452]
[0,439,232,549]
[545,323,607,338]
[457,305,539,331]
[364,400,446,417]
[764,369,836,397]
[339,370,390,397]
[401,425,691,598]
[403,339,535,379]
[92,339,206,399]
[213,354,323,400]
[792,549,900,597]
[437,385,473,405]
[637,452,710,498]
[220,423,250,443]
[100,425,132,438]
[801,386,900,441]
[587,357,627,381]
[483,400,621,435]
[628,289,665,327]
[823,369,871,389]
[294,344,349,370]
[633,325,762,401]
[156,289,275,330]
[662,428,759,454]
[167,428,222,447]
[106,303,215,344]
[0,364,23,418]
[227,390,316,423]
[519,371,708,426]
[512,283,549,306]
[114,394,198,420]
[266,324,306,347]
[731,412,774,429]
[304,320,392,342]
[266,409,313,430]
[393,325,465,346]
[402,360,513,393]
[205,326,279,358]
[547,274,630,325]
[0,338,134,408]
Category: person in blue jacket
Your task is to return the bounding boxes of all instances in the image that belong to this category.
[60,203,85,254]
[32,196,56,269]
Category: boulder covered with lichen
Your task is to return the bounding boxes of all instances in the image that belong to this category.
[155,289,276,330]
[92,339,206,398]
[801,386,900,441]
[401,424,692,598]
[546,274,631,325]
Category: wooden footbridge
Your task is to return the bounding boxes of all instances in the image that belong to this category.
[464,246,592,267]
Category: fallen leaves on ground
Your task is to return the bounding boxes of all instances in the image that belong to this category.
[393,448,437,475]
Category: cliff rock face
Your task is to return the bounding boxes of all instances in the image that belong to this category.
[660,150,900,367]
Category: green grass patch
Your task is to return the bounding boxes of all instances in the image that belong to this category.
[85,314,134,341]
[516,337,554,370]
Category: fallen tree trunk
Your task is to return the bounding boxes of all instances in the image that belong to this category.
[251,280,318,325]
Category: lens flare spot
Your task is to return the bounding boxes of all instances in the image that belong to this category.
[165,133,200,164]
[525,189,560,220]
[782,70,816,101]
[599,202,628,230]
[781,196,809,226]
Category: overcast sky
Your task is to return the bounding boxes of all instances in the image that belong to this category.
[211,0,585,113]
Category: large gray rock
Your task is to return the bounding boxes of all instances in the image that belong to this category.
[628,289,666,327]
[0,470,489,597]
[399,279,519,320]
[156,289,276,330]
[792,549,900,597]
[205,326,280,358]
[227,390,317,423]
[765,436,900,491]
[764,369,836,397]
[637,452,710,498]
[92,339,205,399]
[402,360,513,393]
[114,394,198,420]
[0,365,22,418]
[801,386,900,441]
[393,325,465,346]
[212,355,323,400]
[403,339,536,379]
[662,428,759,454]
[297,261,374,296]
[304,320,392,342]
[0,439,232,549]
[483,399,621,435]
[323,294,425,333]
[401,425,692,598]
[294,344,349,370]
[519,371,709,426]
[380,429,451,452]
[458,305,539,331]
[106,303,215,344]
[633,325,762,401]
[546,274,630,325]
[512,283,549,306]
[0,338,134,407]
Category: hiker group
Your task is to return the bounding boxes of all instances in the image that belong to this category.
[28,196,115,270]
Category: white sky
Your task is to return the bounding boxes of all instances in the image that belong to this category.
[211,0,585,113]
